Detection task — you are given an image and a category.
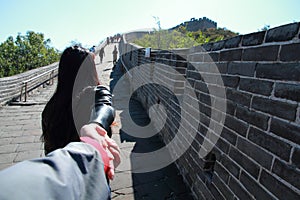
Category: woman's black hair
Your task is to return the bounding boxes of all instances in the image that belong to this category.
[41,46,99,154]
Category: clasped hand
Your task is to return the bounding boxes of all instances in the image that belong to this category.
[80,123,121,180]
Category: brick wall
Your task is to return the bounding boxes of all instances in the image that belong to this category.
[119,22,300,199]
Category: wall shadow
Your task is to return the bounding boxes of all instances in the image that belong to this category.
[109,62,194,199]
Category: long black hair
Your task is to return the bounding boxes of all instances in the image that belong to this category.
[41,46,99,155]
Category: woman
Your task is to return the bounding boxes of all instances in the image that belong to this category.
[0,46,120,199]
[41,45,115,159]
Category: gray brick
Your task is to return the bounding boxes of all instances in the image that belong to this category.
[270,118,300,145]
[215,138,230,154]
[252,96,297,121]
[203,52,219,62]
[243,45,279,61]
[274,82,300,102]
[221,75,240,88]
[192,62,219,74]
[17,143,42,152]
[224,36,242,49]
[260,169,300,200]
[240,171,276,200]
[199,111,210,127]
[0,138,12,145]
[194,176,214,199]
[228,62,256,77]
[214,162,230,183]
[189,53,204,62]
[226,100,237,115]
[219,155,240,178]
[196,93,211,110]
[11,136,36,144]
[224,114,248,137]
[239,78,273,96]
[266,22,300,42]
[280,43,300,61]
[236,105,270,130]
[228,177,253,200]
[237,137,273,170]
[242,31,266,46]
[292,147,300,168]
[216,63,228,74]
[208,85,226,99]
[221,127,237,145]
[248,127,292,161]
[211,174,234,199]
[209,182,226,200]
[0,153,17,164]
[187,69,202,81]
[220,49,242,61]
[256,63,300,82]
[0,144,18,154]
[226,88,252,107]
[229,146,260,179]
[211,40,225,51]
[272,159,300,189]
[201,43,213,51]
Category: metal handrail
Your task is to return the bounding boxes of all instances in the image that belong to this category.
[20,66,58,102]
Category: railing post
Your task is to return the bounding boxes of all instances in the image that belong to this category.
[50,70,54,85]
[24,82,28,102]
[20,83,24,101]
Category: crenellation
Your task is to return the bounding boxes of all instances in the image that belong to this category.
[170,17,217,32]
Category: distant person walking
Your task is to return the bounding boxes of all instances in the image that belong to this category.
[99,47,105,63]
[89,45,96,53]
[112,45,118,65]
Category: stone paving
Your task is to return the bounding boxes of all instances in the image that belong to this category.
[0,43,194,200]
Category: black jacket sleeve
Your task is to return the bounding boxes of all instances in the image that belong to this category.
[89,85,115,132]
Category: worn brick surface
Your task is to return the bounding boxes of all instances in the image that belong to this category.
[240,171,275,199]
[252,96,297,121]
[248,127,292,161]
[229,146,260,179]
[243,45,280,61]
[236,105,270,130]
[292,147,300,168]
[219,49,242,61]
[224,35,242,49]
[242,31,266,46]
[120,24,300,199]
[266,22,300,42]
[228,177,253,200]
[274,82,300,102]
[256,62,300,81]
[260,169,300,200]
[236,137,273,170]
[228,62,256,77]
[270,118,300,145]
[239,78,273,96]
[280,43,300,61]
[272,159,300,190]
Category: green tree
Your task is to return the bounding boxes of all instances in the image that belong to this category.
[0,31,60,77]
[259,25,270,31]
[133,25,238,50]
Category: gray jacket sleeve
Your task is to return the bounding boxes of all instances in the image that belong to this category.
[0,142,110,200]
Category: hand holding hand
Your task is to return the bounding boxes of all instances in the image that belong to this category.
[80,123,120,180]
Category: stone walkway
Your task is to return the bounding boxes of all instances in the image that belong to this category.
[0,43,194,200]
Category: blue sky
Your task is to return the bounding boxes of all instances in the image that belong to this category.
[0,0,299,51]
